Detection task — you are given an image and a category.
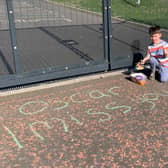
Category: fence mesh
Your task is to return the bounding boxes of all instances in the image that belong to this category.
[13,0,102,29]
[0,0,15,75]
[12,0,105,73]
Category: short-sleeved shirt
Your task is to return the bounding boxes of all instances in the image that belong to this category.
[148,40,168,67]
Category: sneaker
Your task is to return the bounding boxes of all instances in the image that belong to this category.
[149,72,155,80]
[144,64,151,69]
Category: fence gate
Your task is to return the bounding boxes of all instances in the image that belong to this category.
[0,0,109,88]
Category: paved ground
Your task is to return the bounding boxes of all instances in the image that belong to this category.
[0,72,168,168]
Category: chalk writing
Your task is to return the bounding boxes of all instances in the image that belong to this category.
[89,90,111,99]
[108,87,120,96]
[19,101,49,115]
[140,93,158,110]
[29,121,52,140]
[88,87,120,99]
[3,125,23,149]
[53,100,69,110]
[87,108,111,122]
[29,118,68,141]
[137,90,168,110]
[51,118,68,132]
[70,93,87,103]
[2,85,168,150]
[70,115,83,125]
[105,102,132,114]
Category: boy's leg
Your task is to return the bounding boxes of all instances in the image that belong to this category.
[149,57,159,80]
[160,66,168,82]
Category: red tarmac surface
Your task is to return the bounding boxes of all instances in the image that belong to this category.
[0,73,168,168]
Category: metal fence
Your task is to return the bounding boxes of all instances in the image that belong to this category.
[13,0,108,73]
[0,0,15,75]
[0,0,110,88]
[0,0,168,88]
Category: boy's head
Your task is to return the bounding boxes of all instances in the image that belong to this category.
[149,26,162,44]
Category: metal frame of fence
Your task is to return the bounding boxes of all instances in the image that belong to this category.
[0,0,141,88]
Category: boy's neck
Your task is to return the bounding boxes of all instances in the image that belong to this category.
[153,39,162,45]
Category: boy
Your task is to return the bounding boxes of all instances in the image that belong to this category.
[140,25,168,82]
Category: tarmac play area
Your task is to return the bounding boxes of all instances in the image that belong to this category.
[0,0,168,167]
[0,73,168,167]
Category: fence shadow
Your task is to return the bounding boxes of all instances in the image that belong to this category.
[39,26,94,62]
[131,40,144,67]
[0,49,14,74]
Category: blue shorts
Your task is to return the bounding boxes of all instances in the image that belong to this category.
[150,57,168,82]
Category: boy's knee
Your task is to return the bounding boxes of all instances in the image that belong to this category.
[160,68,168,82]
[150,57,157,63]
[160,76,168,82]
[149,57,159,67]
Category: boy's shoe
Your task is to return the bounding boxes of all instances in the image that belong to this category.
[149,72,155,80]
[144,64,151,69]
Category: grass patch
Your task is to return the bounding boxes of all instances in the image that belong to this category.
[112,0,168,28]
[51,0,168,28]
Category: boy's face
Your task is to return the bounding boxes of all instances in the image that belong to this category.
[150,33,162,44]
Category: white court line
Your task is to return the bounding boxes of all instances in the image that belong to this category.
[15,17,72,23]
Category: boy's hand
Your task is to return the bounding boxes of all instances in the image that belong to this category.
[136,61,143,66]
[136,62,144,70]
[140,60,145,65]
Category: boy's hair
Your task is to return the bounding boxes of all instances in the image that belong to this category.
[149,25,161,35]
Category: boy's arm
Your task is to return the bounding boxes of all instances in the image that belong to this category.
[164,42,168,57]
[141,51,150,64]
[164,48,168,57]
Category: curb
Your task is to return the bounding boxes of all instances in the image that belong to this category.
[0,70,124,96]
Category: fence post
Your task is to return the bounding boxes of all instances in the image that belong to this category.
[6,0,21,74]
[106,0,113,70]
[102,0,109,70]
